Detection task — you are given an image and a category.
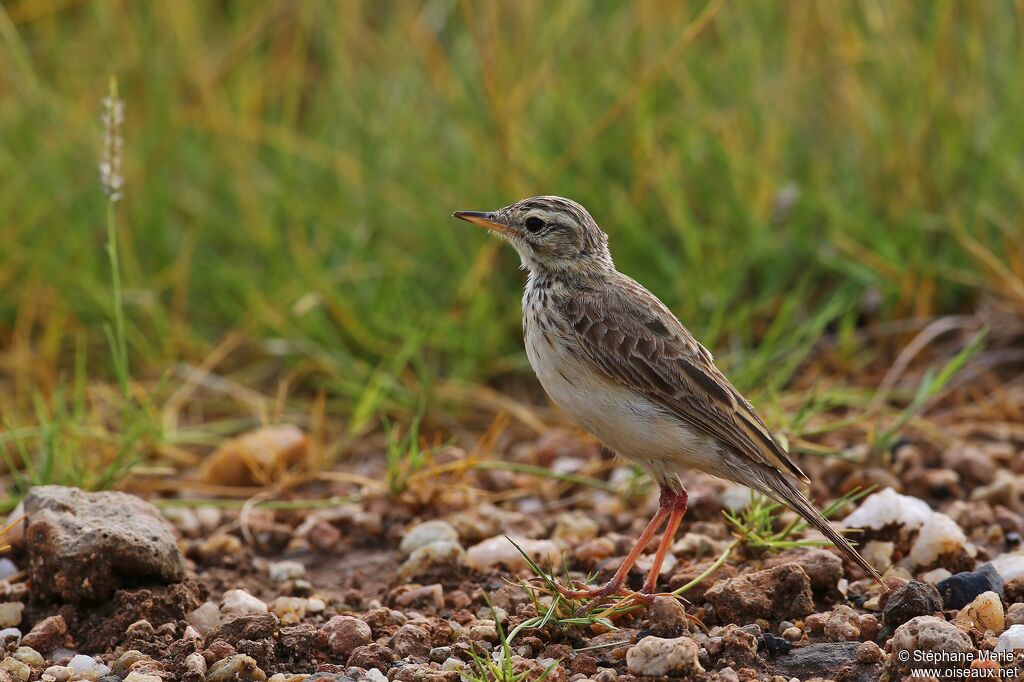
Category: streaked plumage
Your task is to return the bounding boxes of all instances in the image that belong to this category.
[454,196,883,601]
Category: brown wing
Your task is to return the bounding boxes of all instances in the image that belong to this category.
[560,274,809,484]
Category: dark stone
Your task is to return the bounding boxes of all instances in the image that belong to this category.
[348,643,396,672]
[936,563,1005,609]
[24,486,185,604]
[759,633,792,656]
[769,642,880,682]
[882,580,943,628]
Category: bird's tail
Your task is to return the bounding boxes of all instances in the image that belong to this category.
[754,472,885,586]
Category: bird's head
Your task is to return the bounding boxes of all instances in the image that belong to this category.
[454,195,613,275]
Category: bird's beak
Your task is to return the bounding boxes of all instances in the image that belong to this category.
[452,210,510,234]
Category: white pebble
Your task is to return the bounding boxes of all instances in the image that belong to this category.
[954,591,1004,634]
[0,656,30,682]
[464,535,561,571]
[267,560,306,582]
[908,513,966,568]
[0,559,18,581]
[398,540,465,579]
[186,601,222,635]
[221,589,267,615]
[0,602,22,628]
[919,568,953,584]
[399,520,460,555]
[68,654,111,677]
[721,485,755,512]
[843,488,933,530]
[990,552,1024,582]
[12,648,41,667]
[42,665,72,682]
[995,624,1024,653]
[551,511,599,543]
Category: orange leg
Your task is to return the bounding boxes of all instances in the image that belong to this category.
[641,488,688,593]
[556,486,687,608]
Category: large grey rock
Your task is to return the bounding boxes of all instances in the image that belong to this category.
[24,486,184,603]
[769,642,881,682]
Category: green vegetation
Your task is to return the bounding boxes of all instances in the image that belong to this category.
[1,2,1022,488]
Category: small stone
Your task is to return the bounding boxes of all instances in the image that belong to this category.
[182,652,207,682]
[996,624,1024,653]
[187,601,222,636]
[397,541,465,580]
[991,552,1024,582]
[575,537,616,563]
[200,425,308,487]
[464,535,561,571]
[853,640,883,664]
[319,616,372,658]
[0,658,29,682]
[42,666,72,682]
[21,615,67,651]
[843,487,933,530]
[823,605,860,641]
[124,673,162,682]
[625,636,703,678]
[908,513,967,568]
[268,560,306,583]
[705,564,815,623]
[764,548,843,599]
[954,591,1005,633]
[204,612,278,646]
[648,596,689,638]
[392,583,444,612]
[860,541,895,573]
[207,654,266,682]
[11,648,41,667]
[551,512,599,544]
[0,604,22,629]
[882,580,943,627]
[919,567,952,584]
[68,654,112,678]
[269,597,309,624]
[1007,603,1024,627]
[0,560,17,582]
[782,626,802,642]
[891,616,973,669]
[222,589,268,615]
[347,643,395,672]
[390,623,431,660]
[112,650,151,677]
[399,520,460,555]
[937,563,1005,609]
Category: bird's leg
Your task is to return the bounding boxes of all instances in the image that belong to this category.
[641,486,688,594]
[555,486,680,606]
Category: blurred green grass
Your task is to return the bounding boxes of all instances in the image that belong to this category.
[1,1,1023,446]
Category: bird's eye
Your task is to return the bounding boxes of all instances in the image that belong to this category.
[524,216,546,233]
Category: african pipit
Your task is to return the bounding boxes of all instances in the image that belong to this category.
[454,196,883,604]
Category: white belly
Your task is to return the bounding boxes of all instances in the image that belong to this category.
[524,325,723,481]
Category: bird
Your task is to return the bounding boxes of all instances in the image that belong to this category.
[453,195,883,606]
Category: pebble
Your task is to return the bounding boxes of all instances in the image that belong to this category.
[551,512,599,543]
[908,513,967,568]
[464,535,561,571]
[648,596,690,638]
[0,657,30,682]
[68,654,111,678]
[187,601,222,635]
[207,654,266,681]
[720,485,754,511]
[765,548,844,598]
[1008,603,1024,627]
[843,487,933,530]
[390,623,431,660]
[0,603,22,629]
[996,624,1024,653]
[991,552,1024,582]
[200,424,308,487]
[937,564,1004,609]
[397,540,465,580]
[0,629,20,647]
[705,564,815,622]
[919,567,952,584]
[11,648,41,667]
[823,605,861,641]
[891,615,973,665]
[399,520,460,555]
[222,589,268,615]
[954,591,1005,633]
[882,580,943,627]
[123,673,162,682]
[625,636,704,678]
[854,640,883,664]
[267,560,306,583]
[860,541,894,572]
[21,615,66,652]
[183,652,207,682]
[0,560,18,581]
[269,597,310,624]
[319,615,372,658]
[42,666,72,682]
